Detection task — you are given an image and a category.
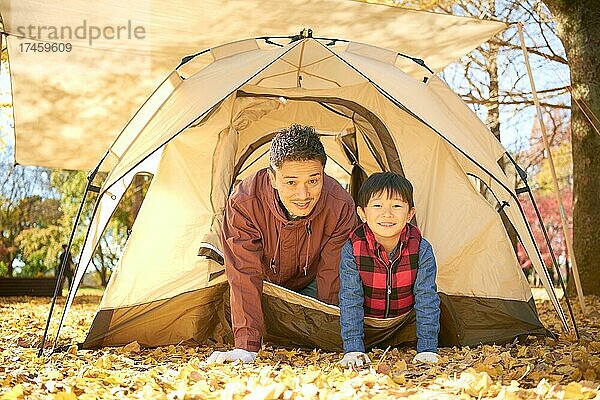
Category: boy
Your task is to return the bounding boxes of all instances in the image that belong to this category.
[338,172,440,367]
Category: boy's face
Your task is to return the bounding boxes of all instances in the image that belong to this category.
[268,159,324,217]
[357,191,416,244]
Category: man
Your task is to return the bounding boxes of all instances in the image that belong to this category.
[207,124,357,363]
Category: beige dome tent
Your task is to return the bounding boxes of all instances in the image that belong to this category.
[45,33,569,352]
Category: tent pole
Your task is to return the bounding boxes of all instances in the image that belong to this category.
[517,22,586,315]
[526,185,580,338]
[505,153,579,337]
[37,179,93,357]
[48,159,107,354]
[37,156,105,357]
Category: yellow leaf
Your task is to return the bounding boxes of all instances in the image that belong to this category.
[246,383,286,400]
[55,392,78,400]
[67,345,78,355]
[517,345,527,357]
[570,368,583,381]
[122,341,141,354]
[533,379,551,397]
[459,369,492,397]
[394,359,407,371]
[588,342,600,352]
[0,384,24,400]
[143,356,157,365]
[529,371,543,382]
[102,373,124,386]
[392,372,406,385]
[93,355,112,369]
[563,382,586,399]
[152,348,164,359]
[301,369,321,384]
[495,387,522,400]
[275,349,297,360]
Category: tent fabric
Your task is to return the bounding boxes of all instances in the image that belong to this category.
[0,0,507,170]
[84,281,551,351]
[66,36,565,351]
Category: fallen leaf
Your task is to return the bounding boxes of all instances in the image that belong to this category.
[122,341,141,354]
[55,391,77,400]
[0,384,24,400]
[377,362,391,375]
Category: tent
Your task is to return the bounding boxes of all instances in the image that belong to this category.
[42,30,569,352]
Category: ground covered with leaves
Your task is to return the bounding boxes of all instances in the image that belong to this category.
[1,293,599,399]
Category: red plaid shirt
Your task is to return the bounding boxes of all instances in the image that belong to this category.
[349,223,422,318]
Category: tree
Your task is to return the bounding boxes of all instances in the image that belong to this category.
[395,0,570,255]
[517,108,572,192]
[0,35,10,153]
[1,31,151,283]
[542,1,600,295]
[47,170,151,286]
[0,162,55,276]
[517,190,572,285]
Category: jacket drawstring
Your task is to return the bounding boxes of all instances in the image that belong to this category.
[270,222,282,274]
[303,220,312,276]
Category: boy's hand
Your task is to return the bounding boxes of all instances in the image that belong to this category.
[206,349,257,364]
[339,352,371,367]
[412,351,439,364]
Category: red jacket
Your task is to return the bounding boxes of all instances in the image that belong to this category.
[222,168,357,351]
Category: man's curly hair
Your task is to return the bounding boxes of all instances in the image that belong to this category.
[269,124,327,169]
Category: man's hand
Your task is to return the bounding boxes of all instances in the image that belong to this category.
[339,352,371,367]
[205,348,257,364]
[412,351,439,364]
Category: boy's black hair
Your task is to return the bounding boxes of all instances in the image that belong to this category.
[269,124,327,169]
[356,172,415,209]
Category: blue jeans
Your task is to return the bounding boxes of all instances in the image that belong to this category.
[297,279,317,298]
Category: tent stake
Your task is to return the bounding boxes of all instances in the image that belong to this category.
[517,22,586,315]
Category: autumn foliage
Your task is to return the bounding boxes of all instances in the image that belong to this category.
[517,190,573,285]
[1,293,599,399]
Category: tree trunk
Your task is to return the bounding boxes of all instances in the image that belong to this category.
[485,0,500,143]
[485,1,519,253]
[544,0,600,295]
[7,255,14,277]
[98,266,107,287]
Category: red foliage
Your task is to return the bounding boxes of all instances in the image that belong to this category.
[517,189,573,282]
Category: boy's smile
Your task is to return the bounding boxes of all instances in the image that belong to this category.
[357,191,416,253]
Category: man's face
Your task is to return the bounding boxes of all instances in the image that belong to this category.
[268,159,324,217]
